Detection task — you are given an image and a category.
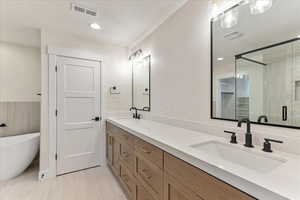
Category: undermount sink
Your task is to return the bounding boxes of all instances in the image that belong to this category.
[190,141,287,173]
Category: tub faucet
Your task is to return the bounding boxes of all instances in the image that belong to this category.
[258,115,268,123]
[237,118,254,148]
[0,123,6,127]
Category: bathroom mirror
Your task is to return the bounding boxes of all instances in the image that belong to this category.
[132,55,151,111]
[0,27,41,137]
[211,0,300,128]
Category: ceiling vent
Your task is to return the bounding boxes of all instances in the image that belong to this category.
[224,31,244,40]
[71,3,98,17]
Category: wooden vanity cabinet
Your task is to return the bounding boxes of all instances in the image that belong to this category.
[164,153,256,200]
[106,122,256,200]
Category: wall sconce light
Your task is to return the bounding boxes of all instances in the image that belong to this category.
[220,7,239,29]
[212,0,274,29]
[211,0,219,21]
[250,0,273,15]
[129,49,144,64]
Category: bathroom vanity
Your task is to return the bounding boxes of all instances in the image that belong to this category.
[106,120,256,200]
[106,118,300,200]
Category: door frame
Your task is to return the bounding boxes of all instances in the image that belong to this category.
[47,46,103,177]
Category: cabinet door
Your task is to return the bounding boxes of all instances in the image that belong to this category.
[120,142,135,173]
[107,133,113,166]
[120,164,136,200]
[136,155,163,200]
[112,137,120,176]
[136,182,156,200]
[164,173,204,200]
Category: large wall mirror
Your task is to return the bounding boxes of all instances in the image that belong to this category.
[211,0,300,128]
[0,27,41,137]
[132,55,151,111]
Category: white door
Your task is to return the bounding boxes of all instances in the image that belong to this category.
[56,56,101,175]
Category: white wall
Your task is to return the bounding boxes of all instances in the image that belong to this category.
[131,1,211,121]
[40,30,131,177]
[131,0,300,155]
[0,42,41,102]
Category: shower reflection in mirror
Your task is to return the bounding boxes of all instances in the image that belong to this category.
[211,0,300,128]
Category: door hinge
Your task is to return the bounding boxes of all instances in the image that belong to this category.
[55,109,58,116]
[55,153,58,160]
[55,65,58,72]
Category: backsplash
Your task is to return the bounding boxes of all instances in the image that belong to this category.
[0,102,40,137]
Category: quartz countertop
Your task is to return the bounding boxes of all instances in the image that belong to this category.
[107,117,300,200]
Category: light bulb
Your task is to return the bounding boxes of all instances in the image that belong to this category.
[211,2,219,20]
[90,23,101,30]
[220,8,239,29]
[250,0,273,15]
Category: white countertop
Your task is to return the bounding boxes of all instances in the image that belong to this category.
[107,117,300,200]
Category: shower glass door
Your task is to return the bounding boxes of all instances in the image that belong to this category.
[235,42,294,126]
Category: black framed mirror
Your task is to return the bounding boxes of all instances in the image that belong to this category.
[211,0,300,129]
[132,55,151,111]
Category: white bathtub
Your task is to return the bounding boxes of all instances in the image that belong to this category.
[0,132,40,181]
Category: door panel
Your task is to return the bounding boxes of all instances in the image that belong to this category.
[64,97,94,123]
[65,64,95,92]
[57,56,101,175]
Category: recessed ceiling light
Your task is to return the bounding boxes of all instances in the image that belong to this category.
[297,35,300,38]
[217,57,224,61]
[90,23,101,30]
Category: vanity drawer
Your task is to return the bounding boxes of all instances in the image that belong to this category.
[120,164,136,200]
[135,138,164,169]
[119,130,136,146]
[164,153,256,200]
[136,182,156,200]
[136,156,163,200]
[120,142,135,173]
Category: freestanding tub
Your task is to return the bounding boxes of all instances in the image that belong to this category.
[0,132,40,181]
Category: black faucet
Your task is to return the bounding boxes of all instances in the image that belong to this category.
[237,118,254,148]
[224,130,237,144]
[130,107,141,119]
[262,138,283,153]
[258,115,268,123]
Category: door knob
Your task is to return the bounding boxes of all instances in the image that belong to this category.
[92,117,100,121]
